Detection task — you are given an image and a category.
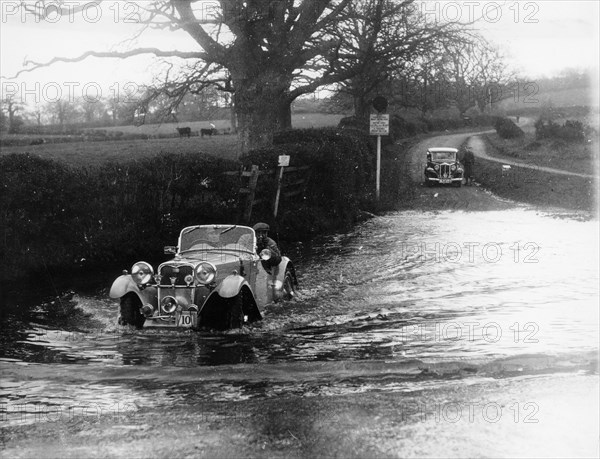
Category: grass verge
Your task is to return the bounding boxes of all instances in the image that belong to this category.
[474,136,598,214]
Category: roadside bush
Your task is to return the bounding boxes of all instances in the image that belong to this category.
[535,118,588,142]
[0,153,239,283]
[494,117,524,139]
[242,127,375,236]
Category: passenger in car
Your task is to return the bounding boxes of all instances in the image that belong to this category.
[253,222,282,271]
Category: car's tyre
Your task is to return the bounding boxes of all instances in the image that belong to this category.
[226,293,244,329]
[454,180,462,187]
[425,178,433,187]
[119,294,145,329]
[282,269,296,301]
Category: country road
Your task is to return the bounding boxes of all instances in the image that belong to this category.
[401,131,516,212]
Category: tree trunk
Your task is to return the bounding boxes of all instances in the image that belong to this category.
[232,76,293,156]
[353,95,370,121]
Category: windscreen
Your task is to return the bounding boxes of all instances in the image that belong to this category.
[179,225,255,254]
[431,151,456,162]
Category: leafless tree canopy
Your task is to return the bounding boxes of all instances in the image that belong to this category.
[11,0,510,151]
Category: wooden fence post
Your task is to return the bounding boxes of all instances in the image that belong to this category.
[243,165,260,223]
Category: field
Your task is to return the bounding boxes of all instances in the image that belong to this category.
[494,86,598,113]
[0,113,346,167]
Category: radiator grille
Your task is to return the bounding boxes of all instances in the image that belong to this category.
[159,265,194,286]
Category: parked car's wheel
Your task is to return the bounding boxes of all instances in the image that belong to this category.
[454,180,462,187]
[282,269,296,300]
[425,178,433,187]
[119,294,145,329]
[227,293,244,329]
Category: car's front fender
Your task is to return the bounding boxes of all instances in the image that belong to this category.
[109,275,157,306]
[216,274,253,299]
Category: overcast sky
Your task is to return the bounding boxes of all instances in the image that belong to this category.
[1,0,598,105]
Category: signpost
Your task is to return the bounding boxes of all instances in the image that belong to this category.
[370,106,389,200]
[273,155,290,218]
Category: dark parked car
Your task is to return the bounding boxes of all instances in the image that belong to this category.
[109,224,298,330]
[424,147,464,187]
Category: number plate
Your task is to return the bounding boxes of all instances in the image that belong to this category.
[440,179,451,184]
[176,311,197,328]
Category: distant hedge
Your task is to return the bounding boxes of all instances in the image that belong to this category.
[534,118,591,142]
[338,113,496,143]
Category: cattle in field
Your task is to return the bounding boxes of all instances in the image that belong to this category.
[176,127,191,137]
[200,128,215,137]
[29,138,45,145]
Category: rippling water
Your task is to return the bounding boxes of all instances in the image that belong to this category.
[1,209,598,431]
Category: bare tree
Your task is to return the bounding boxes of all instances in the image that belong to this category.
[16,0,360,154]
[46,100,78,130]
[0,94,23,134]
[442,38,513,115]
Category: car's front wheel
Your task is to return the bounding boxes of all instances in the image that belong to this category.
[119,294,145,329]
[226,293,244,329]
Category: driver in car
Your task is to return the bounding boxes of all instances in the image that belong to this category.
[253,222,282,271]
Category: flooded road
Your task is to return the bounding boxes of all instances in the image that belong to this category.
[1,133,598,457]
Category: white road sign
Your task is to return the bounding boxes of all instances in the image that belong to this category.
[370,114,389,136]
[278,155,290,167]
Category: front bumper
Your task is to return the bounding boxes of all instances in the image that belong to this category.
[143,310,198,328]
[425,176,463,184]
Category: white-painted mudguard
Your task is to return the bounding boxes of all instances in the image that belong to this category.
[109,274,157,307]
[216,274,253,299]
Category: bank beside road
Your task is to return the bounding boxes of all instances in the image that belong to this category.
[469,135,598,216]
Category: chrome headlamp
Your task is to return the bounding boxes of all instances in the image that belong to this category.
[194,262,216,285]
[260,249,272,261]
[161,296,177,314]
[434,164,440,171]
[131,262,154,285]
[451,164,457,171]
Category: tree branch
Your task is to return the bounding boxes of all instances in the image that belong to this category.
[9,48,207,79]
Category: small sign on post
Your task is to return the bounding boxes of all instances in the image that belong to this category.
[370,113,389,200]
[273,155,290,218]
[369,114,389,136]
[278,155,290,167]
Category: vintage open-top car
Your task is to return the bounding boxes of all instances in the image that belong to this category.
[424,147,464,187]
[109,224,298,330]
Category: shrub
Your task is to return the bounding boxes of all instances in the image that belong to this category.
[535,118,588,142]
[242,127,375,235]
[0,153,239,283]
[494,117,524,139]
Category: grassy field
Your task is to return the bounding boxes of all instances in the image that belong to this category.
[494,86,598,113]
[484,132,599,176]
[92,113,344,135]
[0,113,346,166]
